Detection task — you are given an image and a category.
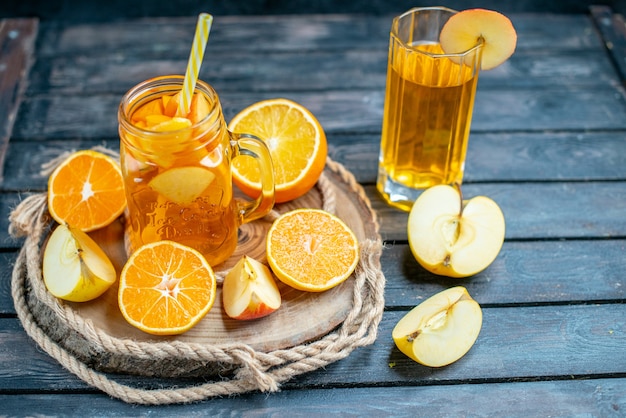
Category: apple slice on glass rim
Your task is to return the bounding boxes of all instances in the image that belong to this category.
[440,8,517,70]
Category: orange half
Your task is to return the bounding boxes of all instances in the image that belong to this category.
[118,240,217,335]
[266,208,359,292]
[228,98,327,203]
[47,150,126,231]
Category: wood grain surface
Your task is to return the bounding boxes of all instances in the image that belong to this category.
[2,8,626,415]
[0,18,37,182]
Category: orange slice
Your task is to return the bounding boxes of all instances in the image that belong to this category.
[228,98,327,203]
[131,98,165,125]
[188,92,212,124]
[47,150,126,232]
[118,240,217,335]
[127,94,213,169]
[266,209,359,292]
[148,116,192,132]
[439,8,517,70]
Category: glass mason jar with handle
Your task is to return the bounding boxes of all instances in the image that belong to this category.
[118,75,275,266]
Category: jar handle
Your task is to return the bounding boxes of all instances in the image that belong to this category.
[230,132,275,224]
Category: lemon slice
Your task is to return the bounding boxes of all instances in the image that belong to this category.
[149,167,215,204]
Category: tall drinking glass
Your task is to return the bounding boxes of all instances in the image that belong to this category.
[377,7,483,211]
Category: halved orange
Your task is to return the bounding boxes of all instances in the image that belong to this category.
[118,240,217,335]
[47,150,126,232]
[439,8,517,71]
[228,98,327,203]
[266,208,359,292]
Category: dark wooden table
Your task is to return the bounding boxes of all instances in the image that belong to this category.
[2,5,626,416]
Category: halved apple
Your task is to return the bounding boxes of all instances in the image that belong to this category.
[42,224,117,302]
[407,184,505,278]
[222,256,282,320]
[440,8,517,70]
[393,286,482,367]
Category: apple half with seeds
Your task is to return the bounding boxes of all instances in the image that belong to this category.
[222,256,282,320]
[393,286,482,367]
[42,224,117,302]
[407,185,505,278]
[440,8,517,70]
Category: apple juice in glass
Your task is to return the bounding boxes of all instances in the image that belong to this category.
[118,75,275,266]
[377,7,483,211]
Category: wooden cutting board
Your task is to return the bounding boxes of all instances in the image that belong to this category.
[71,164,379,352]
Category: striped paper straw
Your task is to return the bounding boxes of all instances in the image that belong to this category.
[179,13,213,116]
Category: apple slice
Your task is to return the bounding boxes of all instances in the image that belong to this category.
[148,166,215,205]
[440,8,517,70]
[407,185,505,278]
[188,92,212,124]
[42,224,117,302]
[222,256,282,320]
[393,286,482,367]
[164,91,183,117]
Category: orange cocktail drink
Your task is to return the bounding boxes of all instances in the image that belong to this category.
[118,75,274,266]
[377,7,483,212]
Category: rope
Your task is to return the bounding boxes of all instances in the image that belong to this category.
[9,153,385,405]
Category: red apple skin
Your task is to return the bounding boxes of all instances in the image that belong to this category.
[230,294,277,321]
[222,256,282,320]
